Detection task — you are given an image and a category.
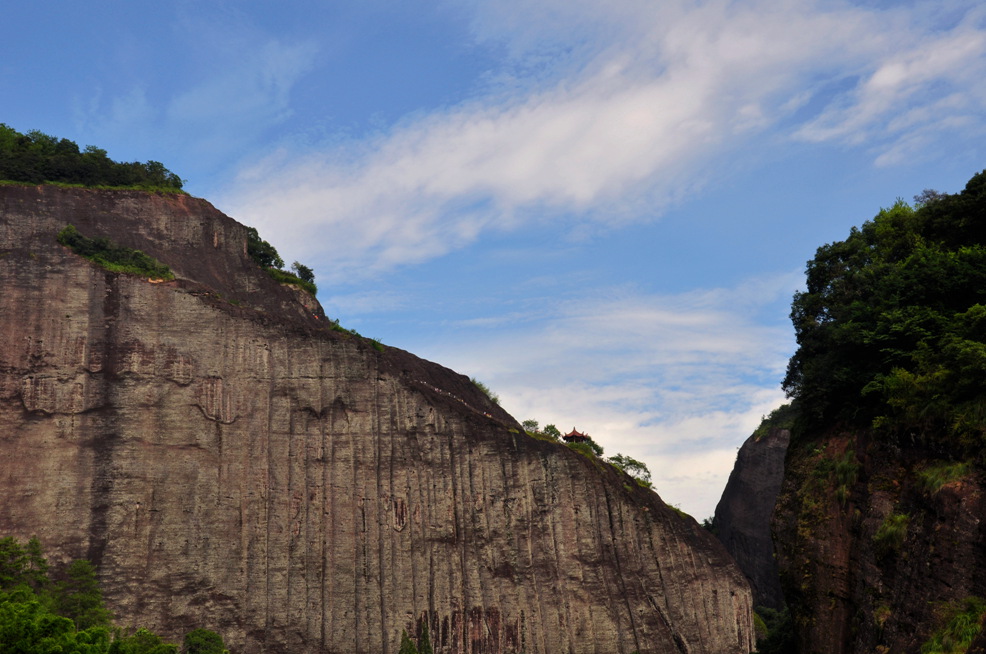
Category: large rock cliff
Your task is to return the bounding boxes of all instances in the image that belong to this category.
[0,185,754,654]
[772,431,986,653]
[714,427,789,610]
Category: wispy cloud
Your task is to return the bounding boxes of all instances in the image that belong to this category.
[796,6,986,151]
[74,34,317,175]
[221,0,986,279]
[410,271,800,518]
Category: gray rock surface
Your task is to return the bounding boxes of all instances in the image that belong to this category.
[0,185,754,653]
[714,428,790,610]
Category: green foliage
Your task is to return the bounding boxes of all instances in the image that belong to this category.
[752,403,798,440]
[58,225,174,280]
[566,440,598,458]
[583,434,604,456]
[784,171,986,448]
[0,586,112,654]
[873,511,910,558]
[921,596,986,654]
[55,560,113,630]
[181,629,226,654]
[291,261,314,284]
[470,377,500,405]
[0,537,220,654]
[0,123,183,190]
[0,536,49,591]
[418,619,433,654]
[267,267,317,296]
[244,228,318,295]
[753,611,768,639]
[607,453,652,484]
[754,606,797,654]
[398,629,418,654]
[917,461,972,496]
[109,628,177,654]
[522,419,564,443]
[245,227,284,269]
[832,449,859,507]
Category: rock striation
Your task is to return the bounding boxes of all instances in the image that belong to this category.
[0,185,754,653]
[714,428,789,610]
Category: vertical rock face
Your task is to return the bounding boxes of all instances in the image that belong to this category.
[772,432,986,654]
[0,185,754,654]
[714,428,789,610]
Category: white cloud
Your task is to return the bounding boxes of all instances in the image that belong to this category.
[221,0,986,279]
[73,36,317,175]
[796,8,986,147]
[410,271,800,518]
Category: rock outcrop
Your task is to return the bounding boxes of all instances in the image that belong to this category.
[772,431,986,653]
[714,427,789,610]
[0,185,754,653]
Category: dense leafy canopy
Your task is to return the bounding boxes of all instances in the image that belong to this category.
[245,227,284,269]
[0,124,183,190]
[0,537,226,654]
[784,170,986,450]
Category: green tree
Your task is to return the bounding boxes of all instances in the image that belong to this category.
[522,419,539,433]
[55,560,113,630]
[245,227,284,269]
[608,453,652,484]
[0,586,112,654]
[398,629,418,654]
[109,628,178,654]
[182,628,226,654]
[0,536,48,591]
[783,171,986,447]
[543,424,561,439]
[290,261,315,284]
[418,619,433,654]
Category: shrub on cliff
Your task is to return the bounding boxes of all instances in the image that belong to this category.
[783,170,986,449]
[57,225,174,280]
[245,227,318,295]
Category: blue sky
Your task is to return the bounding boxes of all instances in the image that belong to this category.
[4,0,985,518]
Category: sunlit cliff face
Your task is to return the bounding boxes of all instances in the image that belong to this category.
[0,185,753,654]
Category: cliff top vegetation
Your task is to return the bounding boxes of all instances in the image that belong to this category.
[783,169,986,453]
[0,123,184,192]
[0,123,319,297]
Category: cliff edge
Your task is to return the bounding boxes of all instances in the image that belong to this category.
[714,427,789,610]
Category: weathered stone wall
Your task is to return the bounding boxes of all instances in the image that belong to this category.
[714,427,789,610]
[773,432,986,653]
[0,185,754,653]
